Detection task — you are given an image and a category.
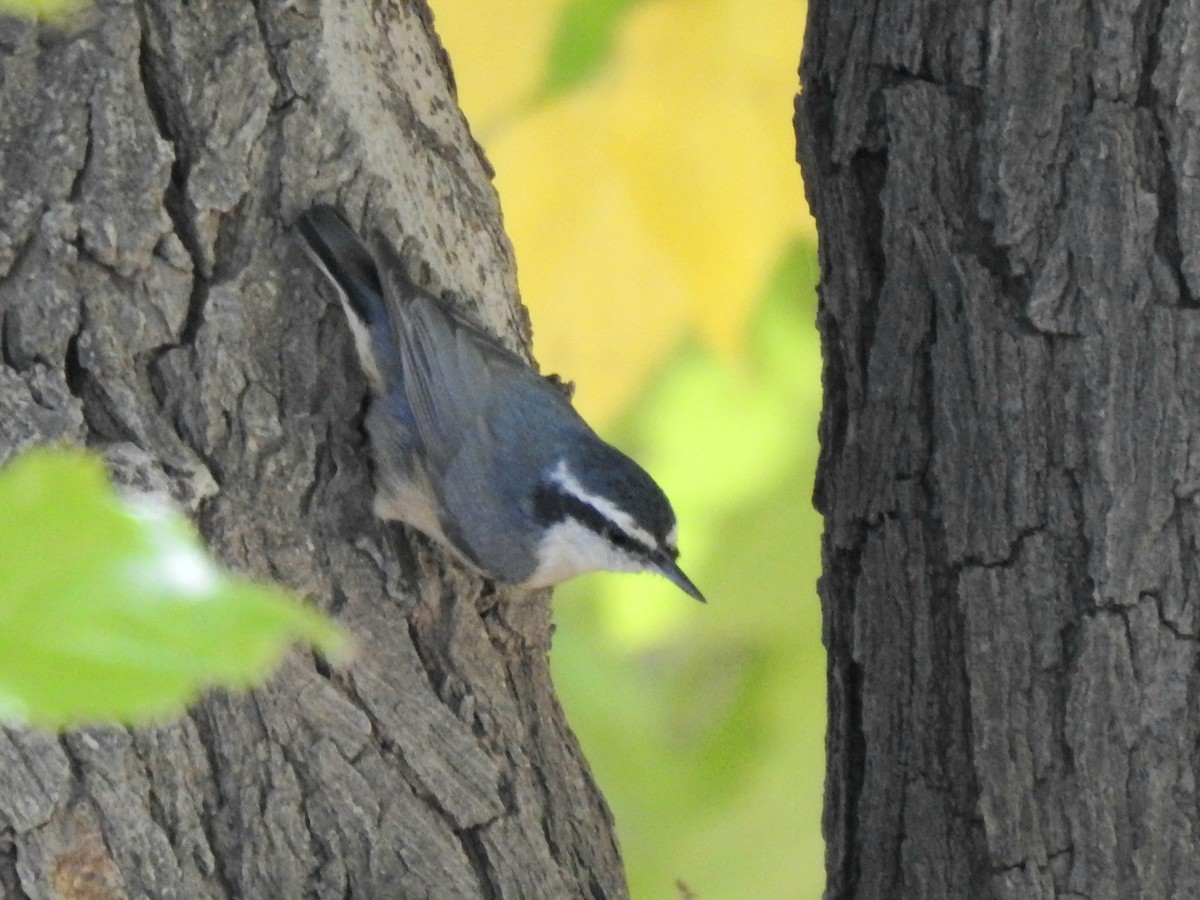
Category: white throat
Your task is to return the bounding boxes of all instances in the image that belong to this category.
[523,517,647,589]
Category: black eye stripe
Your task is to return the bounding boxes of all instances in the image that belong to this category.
[533,483,656,558]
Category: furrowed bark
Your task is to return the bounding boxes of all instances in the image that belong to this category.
[798,1,1200,897]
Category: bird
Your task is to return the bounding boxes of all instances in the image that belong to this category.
[296,204,704,602]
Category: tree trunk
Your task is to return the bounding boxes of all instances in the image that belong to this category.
[0,1,626,897]
[798,2,1200,898]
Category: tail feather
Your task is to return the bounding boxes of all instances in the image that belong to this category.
[296,205,396,390]
[296,205,387,327]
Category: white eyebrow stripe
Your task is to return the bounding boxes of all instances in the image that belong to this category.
[548,460,660,551]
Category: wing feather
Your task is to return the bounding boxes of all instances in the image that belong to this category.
[374,245,521,474]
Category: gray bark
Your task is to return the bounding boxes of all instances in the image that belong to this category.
[797,1,1200,898]
[0,1,626,897]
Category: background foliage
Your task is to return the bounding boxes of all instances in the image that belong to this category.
[432,2,823,896]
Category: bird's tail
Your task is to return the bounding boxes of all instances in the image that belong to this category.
[296,205,388,327]
[296,205,395,390]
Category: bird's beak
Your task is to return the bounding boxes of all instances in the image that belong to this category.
[658,559,706,603]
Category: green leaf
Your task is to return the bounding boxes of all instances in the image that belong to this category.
[0,448,351,729]
[0,0,89,20]
[539,0,643,100]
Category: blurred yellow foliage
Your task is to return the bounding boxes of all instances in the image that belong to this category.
[434,0,560,126]
[436,0,812,423]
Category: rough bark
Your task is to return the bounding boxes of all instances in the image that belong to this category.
[798,1,1200,898]
[0,1,626,897]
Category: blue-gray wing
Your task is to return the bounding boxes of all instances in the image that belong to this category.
[396,291,495,469]
[375,251,538,473]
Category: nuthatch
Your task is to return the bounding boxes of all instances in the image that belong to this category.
[297,206,703,602]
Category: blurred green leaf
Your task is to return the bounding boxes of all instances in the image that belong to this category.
[0,0,88,20]
[539,0,643,99]
[0,449,350,729]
